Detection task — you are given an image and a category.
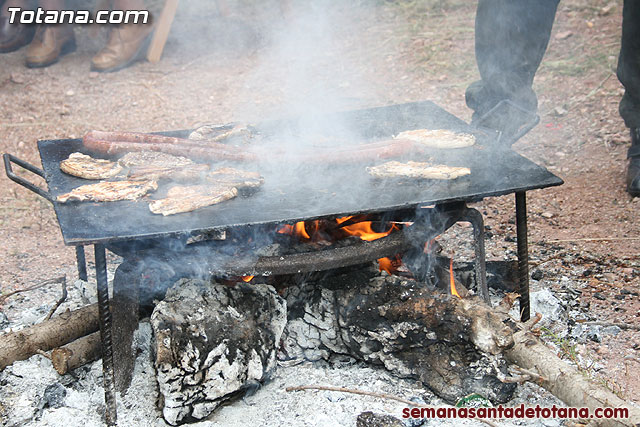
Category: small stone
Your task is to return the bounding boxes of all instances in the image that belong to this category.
[593,292,606,301]
[552,106,568,117]
[504,235,516,243]
[599,2,615,16]
[88,72,99,79]
[10,72,26,84]
[614,294,626,300]
[620,288,632,295]
[42,383,67,409]
[356,411,405,427]
[555,31,573,40]
[531,269,543,281]
[65,89,75,96]
[602,326,621,336]
[541,212,554,219]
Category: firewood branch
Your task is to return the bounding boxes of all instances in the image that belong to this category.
[45,277,68,321]
[286,385,500,427]
[0,276,65,304]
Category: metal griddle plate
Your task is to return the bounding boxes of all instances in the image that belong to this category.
[38,101,563,246]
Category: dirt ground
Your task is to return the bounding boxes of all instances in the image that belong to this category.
[1,0,638,414]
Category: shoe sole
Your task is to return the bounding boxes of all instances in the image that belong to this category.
[25,37,77,68]
[90,29,153,73]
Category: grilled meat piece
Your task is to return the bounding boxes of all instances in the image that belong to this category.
[118,151,194,168]
[127,163,210,182]
[394,129,475,149]
[206,167,264,189]
[188,123,250,142]
[57,180,158,203]
[367,161,470,180]
[149,183,238,216]
[60,152,123,180]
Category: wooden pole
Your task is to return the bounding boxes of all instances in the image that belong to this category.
[146,0,180,63]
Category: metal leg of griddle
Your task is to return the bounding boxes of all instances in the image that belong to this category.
[112,260,140,393]
[515,192,530,322]
[460,207,490,303]
[95,244,118,425]
[75,245,87,281]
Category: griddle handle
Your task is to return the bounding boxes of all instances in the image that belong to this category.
[3,153,54,203]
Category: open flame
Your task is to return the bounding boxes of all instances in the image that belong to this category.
[242,275,254,283]
[449,257,461,298]
[378,255,402,274]
[278,216,403,275]
[277,216,398,242]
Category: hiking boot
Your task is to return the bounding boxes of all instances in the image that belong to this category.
[25,24,75,68]
[90,22,153,72]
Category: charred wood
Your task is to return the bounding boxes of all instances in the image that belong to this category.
[150,279,287,425]
[280,270,516,404]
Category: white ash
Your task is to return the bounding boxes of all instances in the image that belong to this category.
[0,322,162,427]
[151,279,287,425]
[1,273,97,336]
[508,287,568,334]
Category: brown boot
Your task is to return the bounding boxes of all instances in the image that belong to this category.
[91,23,153,72]
[25,24,75,68]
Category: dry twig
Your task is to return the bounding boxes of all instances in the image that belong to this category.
[578,321,640,332]
[45,277,68,321]
[511,366,547,383]
[547,237,640,243]
[286,385,500,427]
[0,276,66,304]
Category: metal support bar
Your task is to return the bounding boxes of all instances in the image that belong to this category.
[95,244,118,425]
[75,246,87,281]
[460,208,490,303]
[515,192,530,322]
[112,261,140,393]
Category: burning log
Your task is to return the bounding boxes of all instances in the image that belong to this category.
[280,270,517,404]
[0,303,99,370]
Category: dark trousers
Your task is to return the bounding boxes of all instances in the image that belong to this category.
[618,0,640,132]
[466,0,560,121]
[468,0,640,141]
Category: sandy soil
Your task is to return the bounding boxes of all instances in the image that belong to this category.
[0,0,638,418]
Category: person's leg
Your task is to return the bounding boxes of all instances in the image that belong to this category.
[91,0,153,72]
[0,0,36,53]
[466,0,559,123]
[617,0,640,196]
[25,0,75,67]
